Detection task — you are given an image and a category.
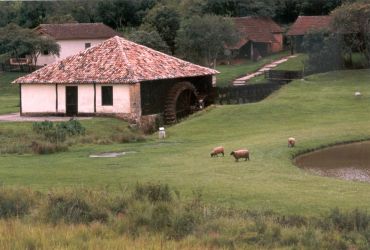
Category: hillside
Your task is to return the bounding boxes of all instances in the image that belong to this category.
[1,70,370,215]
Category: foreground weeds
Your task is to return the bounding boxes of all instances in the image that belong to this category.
[0,184,369,249]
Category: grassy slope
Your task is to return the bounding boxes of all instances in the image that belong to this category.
[0,72,24,114]
[216,51,290,87]
[1,70,370,215]
[248,54,307,84]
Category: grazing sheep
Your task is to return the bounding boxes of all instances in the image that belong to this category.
[210,146,224,157]
[230,149,249,162]
[288,137,296,147]
[355,91,362,97]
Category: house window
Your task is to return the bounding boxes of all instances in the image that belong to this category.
[102,86,113,106]
[85,43,91,49]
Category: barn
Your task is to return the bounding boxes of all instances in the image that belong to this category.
[227,17,284,61]
[13,36,218,124]
[287,16,333,53]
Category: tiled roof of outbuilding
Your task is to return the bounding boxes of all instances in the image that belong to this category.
[13,36,218,84]
[229,17,283,49]
[35,23,119,40]
[287,16,333,36]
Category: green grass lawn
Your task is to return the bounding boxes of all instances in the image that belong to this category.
[1,69,370,216]
[0,72,25,114]
[216,51,290,87]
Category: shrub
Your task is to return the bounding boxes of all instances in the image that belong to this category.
[0,189,35,218]
[43,127,66,143]
[30,141,68,155]
[44,193,108,224]
[56,119,85,136]
[32,121,53,134]
[109,197,128,215]
[170,211,197,239]
[328,208,370,232]
[133,182,172,203]
[150,203,173,232]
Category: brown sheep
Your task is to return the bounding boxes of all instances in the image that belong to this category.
[288,137,296,147]
[230,149,249,162]
[210,146,224,157]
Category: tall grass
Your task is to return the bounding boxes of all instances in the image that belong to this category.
[0,184,369,249]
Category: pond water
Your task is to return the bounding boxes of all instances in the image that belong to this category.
[294,141,370,182]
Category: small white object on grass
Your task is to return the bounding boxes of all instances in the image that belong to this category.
[355,91,362,97]
[159,127,166,139]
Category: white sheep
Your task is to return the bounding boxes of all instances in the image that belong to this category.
[288,137,296,147]
[230,149,250,162]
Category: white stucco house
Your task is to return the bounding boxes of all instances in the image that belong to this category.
[34,23,118,66]
[13,36,218,124]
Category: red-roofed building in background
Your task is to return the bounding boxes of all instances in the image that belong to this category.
[287,16,333,53]
[13,36,218,125]
[34,23,119,66]
[227,17,284,61]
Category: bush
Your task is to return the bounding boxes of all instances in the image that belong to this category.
[56,119,85,136]
[170,211,197,239]
[43,128,66,143]
[133,182,172,203]
[32,121,53,134]
[44,193,108,224]
[328,208,370,232]
[0,189,35,218]
[30,141,68,155]
[150,203,173,232]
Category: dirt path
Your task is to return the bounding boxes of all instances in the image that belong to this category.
[233,55,297,86]
[0,113,92,122]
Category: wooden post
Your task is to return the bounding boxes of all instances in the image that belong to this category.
[19,84,22,115]
[93,82,96,113]
[55,83,58,113]
[250,42,254,61]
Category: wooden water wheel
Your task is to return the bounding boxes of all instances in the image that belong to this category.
[164,82,199,124]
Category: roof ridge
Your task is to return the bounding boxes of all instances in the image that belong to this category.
[119,36,218,75]
[114,36,138,83]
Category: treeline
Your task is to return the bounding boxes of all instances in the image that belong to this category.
[0,0,361,66]
[0,0,346,29]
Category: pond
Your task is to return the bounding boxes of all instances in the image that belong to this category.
[294,141,370,182]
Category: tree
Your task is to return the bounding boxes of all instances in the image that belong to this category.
[28,36,60,67]
[331,2,370,66]
[143,4,180,54]
[0,24,60,66]
[127,30,170,53]
[303,30,344,73]
[176,15,238,67]
[0,24,32,59]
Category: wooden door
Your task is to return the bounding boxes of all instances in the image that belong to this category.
[66,86,78,116]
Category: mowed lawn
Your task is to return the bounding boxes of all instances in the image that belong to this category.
[1,70,370,215]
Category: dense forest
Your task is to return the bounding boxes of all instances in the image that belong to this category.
[0,0,347,29]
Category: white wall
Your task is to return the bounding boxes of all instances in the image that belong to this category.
[37,39,106,66]
[96,84,131,113]
[21,84,56,113]
[21,84,132,115]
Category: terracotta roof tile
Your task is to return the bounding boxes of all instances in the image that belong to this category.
[35,23,119,40]
[228,17,283,49]
[287,16,333,36]
[13,36,218,84]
